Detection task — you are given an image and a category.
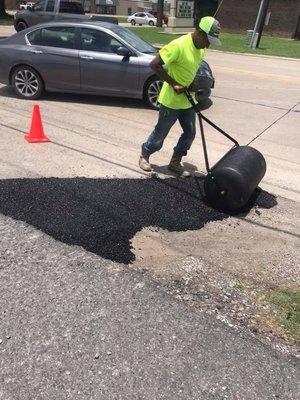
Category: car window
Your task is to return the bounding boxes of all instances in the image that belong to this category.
[59,1,84,14]
[45,0,55,12]
[27,28,42,45]
[80,28,122,53]
[140,13,146,17]
[28,27,76,49]
[111,25,156,55]
[32,0,46,11]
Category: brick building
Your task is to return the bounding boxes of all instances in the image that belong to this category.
[210,0,300,38]
[6,0,300,38]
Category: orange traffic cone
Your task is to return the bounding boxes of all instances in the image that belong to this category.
[25,104,50,143]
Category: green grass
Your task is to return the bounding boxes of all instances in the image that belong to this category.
[129,27,300,58]
[118,17,129,24]
[268,289,300,343]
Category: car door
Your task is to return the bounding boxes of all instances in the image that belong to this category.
[42,0,56,22]
[79,28,140,96]
[55,1,85,21]
[26,26,80,91]
[138,12,147,25]
[28,0,51,26]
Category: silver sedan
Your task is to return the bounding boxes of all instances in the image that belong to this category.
[0,21,213,109]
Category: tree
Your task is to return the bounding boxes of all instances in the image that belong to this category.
[156,0,164,28]
[0,0,7,18]
[293,12,300,40]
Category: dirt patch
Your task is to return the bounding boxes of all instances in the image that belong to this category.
[131,196,300,356]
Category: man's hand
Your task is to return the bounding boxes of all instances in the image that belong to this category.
[173,85,185,94]
[188,83,199,92]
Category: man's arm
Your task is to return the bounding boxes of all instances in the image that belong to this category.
[150,54,185,94]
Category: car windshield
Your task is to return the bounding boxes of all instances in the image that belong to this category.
[146,13,154,18]
[111,26,157,55]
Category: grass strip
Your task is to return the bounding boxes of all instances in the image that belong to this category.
[128,27,300,59]
[268,288,300,343]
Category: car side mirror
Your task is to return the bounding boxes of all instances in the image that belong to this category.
[116,46,131,58]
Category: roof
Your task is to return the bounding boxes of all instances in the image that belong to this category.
[32,20,119,30]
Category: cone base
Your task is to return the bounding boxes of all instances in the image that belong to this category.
[25,134,50,143]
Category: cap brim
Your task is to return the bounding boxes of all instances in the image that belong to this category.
[208,35,221,46]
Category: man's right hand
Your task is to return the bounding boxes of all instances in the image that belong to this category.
[173,85,185,94]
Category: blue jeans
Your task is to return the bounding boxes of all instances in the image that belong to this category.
[142,105,196,157]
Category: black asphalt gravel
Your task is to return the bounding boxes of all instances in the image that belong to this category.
[0,177,277,264]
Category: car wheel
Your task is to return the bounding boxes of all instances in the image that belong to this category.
[12,66,44,100]
[130,19,136,26]
[148,21,154,26]
[144,77,163,110]
[16,20,28,32]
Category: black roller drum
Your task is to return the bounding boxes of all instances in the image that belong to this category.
[204,146,267,211]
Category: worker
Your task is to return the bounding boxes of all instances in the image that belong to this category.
[139,16,221,177]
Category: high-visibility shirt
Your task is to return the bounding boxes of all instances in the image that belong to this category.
[158,33,205,110]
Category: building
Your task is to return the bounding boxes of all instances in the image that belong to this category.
[6,0,299,38]
[84,0,170,15]
[193,0,299,38]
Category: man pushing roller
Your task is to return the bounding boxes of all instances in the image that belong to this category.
[139,16,221,177]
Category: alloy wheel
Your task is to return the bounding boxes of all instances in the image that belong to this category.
[147,79,162,109]
[14,69,39,97]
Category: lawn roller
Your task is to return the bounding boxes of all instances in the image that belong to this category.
[185,90,267,212]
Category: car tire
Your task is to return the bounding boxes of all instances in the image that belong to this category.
[130,20,136,26]
[148,21,154,26]
[11,66,44,100]
[16,20,28,32]
[144,76,163,110]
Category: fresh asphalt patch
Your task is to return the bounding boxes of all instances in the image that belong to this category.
[0,177,277,264]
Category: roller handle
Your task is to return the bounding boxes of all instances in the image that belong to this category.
[184,89,239,173]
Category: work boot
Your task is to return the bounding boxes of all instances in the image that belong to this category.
[168,155,191,177]
[139,154,152,172]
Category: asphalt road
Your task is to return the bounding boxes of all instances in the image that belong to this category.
[0,35,299,399]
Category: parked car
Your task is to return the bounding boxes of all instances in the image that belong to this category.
[14,0,118,32]
[127,12,157,27]
[19,2,35,10]
[0,21,214,110]
[151,11,169,26]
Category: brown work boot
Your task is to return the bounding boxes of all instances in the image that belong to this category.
[168,155,191,177]
[139,154,152,172]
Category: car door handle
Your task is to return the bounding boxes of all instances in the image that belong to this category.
[30,50,43,54]
[80,55,94,60]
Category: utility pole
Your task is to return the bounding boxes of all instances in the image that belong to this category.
[293,11,300,40]
[250,0,270,48]
[156,0,164,28]
[256,0,270,47]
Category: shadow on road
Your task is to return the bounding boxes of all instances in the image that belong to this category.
[0,177,277,264]
[0,86,213,111]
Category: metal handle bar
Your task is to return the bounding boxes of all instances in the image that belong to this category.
[184,89,239,173]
